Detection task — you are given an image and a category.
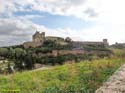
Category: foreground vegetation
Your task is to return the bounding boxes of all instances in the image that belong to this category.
[0,55,124,93]
[0,46,124,93]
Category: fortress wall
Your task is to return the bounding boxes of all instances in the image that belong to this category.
[23,42,42,48]
[52,50,85,56]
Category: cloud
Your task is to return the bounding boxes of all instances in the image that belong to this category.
[0,17,100,46]
[84,8,98,17]
[30,0,98,19]
[16,14,44,20]
[0,0,17,17]
[0,0,99,20]
[1,0,125,46]
[0,16,123,47]
[0,18,37,46]
[97,0,125,43]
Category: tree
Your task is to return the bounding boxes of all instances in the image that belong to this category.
[8,48,15,59]
[14,48,26,59]
[65,37,72,42]
[14,60,24,71]
[24,54,34,70]
[0,48,9,57]
[7,63,13,74]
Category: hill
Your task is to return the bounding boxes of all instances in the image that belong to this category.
[0,40,111,73]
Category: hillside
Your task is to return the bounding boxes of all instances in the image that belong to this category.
[0,57,124,93]
[0,39,111,73]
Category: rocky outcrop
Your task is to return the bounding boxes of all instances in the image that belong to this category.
[96,64,125,93]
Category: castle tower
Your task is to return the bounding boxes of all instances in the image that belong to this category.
[40,32,45,42]
[33,31,45,43]
[41,32,45,37]
[103,39,109,46]
[33,31,40,42]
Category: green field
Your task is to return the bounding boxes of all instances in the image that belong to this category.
[0,49,124,93]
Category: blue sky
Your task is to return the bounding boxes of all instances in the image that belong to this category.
[0,0,125,46]
[14,10,95,30]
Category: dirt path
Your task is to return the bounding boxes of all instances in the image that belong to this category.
[96,64,125,93]
[32,66,50,72]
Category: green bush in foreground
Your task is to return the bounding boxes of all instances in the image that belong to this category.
[0,57,124,93]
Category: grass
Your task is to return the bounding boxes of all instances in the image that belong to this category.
[0,57,124,93]
[0,48,124,93]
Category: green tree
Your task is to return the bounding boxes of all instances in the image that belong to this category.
[0,48,9,57]
[7,63,13,74]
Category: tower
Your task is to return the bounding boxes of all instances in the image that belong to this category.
[32,31,45,43]
[33,31,40,42]
[41,32,45,42]
[103,39,109,46]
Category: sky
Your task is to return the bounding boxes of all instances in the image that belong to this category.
[0,0,125,46]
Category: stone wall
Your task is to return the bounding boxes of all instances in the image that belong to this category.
[96,65,125,93]
[23,41,42,48]
[72,39,109,49]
